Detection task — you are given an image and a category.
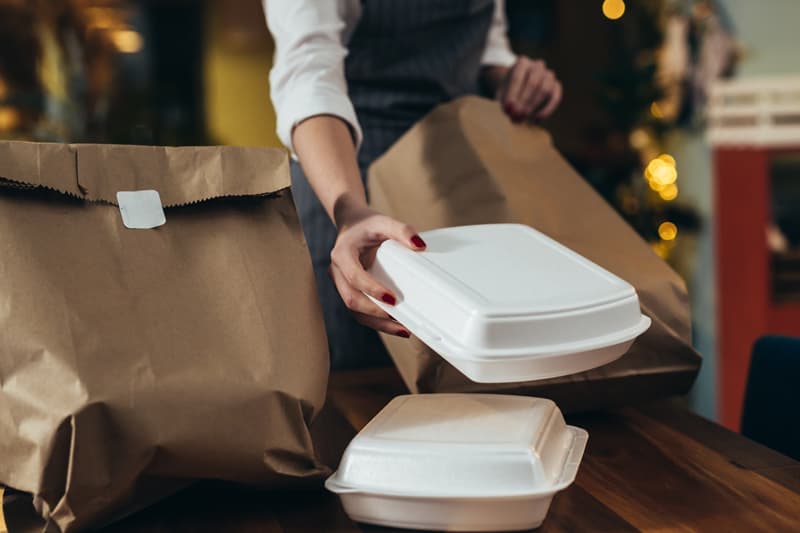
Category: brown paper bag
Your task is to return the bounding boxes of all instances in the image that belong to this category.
[368,96,700,411]
[0,142,330,532]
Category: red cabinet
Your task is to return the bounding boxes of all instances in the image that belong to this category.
[710,77,800,429]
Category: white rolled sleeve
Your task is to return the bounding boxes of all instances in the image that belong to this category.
[481,0,517,68]
[264,0,363,153]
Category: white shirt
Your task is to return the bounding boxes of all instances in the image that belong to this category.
[263,0,517,153]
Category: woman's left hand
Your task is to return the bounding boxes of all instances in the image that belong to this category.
[329,205,425,337]
[486,57,562,123]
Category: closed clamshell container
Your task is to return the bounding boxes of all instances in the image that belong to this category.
[368,224,651,383]
[326,394,588,531]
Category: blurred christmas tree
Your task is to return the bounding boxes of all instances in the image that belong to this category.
[506,0,737,262]
[594,0,695,259]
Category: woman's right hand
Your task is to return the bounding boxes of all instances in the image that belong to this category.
[329,205,426,337]
[290,115,425,337]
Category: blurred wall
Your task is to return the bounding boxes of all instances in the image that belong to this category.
[728,0,800,77]
[203,0,281,148]
[676,0,800,421]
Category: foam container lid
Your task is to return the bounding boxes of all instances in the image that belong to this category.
[368,224,651,383]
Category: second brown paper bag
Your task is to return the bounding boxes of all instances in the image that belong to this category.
[368,96,700,410]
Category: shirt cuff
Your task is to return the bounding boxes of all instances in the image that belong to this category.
[481,47,517,68]
[276,85,363,155]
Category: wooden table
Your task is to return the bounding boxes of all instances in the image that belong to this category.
[3,368,800,532]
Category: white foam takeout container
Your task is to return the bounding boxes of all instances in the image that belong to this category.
[326,394,588,531]
[368,223,651,383]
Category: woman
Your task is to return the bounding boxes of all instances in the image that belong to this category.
[265,0,561,369]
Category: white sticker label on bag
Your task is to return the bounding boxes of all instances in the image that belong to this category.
[116,190,166,229]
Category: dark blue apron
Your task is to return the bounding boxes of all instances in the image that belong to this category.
[291,0,495,370]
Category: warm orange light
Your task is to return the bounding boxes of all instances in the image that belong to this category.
[111,30,143,54]
[602,0,626,20]
[651,241,669,259]
[659,183,679,201]
[658,221,678,241]
[85,7,120,31]
[629,128,650,149]
[0,78,7,101]
[0,106,20,131]
[646,158,678,186]
[89,17,116,30]
[657,153,676,167]
[650,101,665,119]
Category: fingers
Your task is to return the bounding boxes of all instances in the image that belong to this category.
[516,62,547,118]
[536,80,562,120]
[352,312,410,337]
[329,210,425,338]
[371,216,426,251]
[330,265,410,337]
[329,264,389,315]
[527,70,555,116]
[331,246,395,305]
[500,57,561,122]
[503,61,531,118]
[330,214,425,312]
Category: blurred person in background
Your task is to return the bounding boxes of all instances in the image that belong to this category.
[265,0,562,369]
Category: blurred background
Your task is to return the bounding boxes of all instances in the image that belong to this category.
[1,0,798,432]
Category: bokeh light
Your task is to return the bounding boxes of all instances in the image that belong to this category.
[111,30,144,54]
[602,0,626,20]
[85,7,118,30]
[657,153,676,167]
[646,172,666,192]
[644,155,678,197]
[658,221,678,241]
[0,107,20,132]
[659,183,679,201]
[651,241,671,259]
[629,128,650,149]
[650,101,665,118]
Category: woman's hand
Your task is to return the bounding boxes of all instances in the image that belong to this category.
[291,115,424,337]
[484,57,562,123]
[330,205,426,337]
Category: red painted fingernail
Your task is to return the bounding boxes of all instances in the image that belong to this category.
[397,330,411,338]
[382,293,396,305]
[411,235,426,248]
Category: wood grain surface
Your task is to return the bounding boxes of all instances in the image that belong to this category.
[3,367,799,532]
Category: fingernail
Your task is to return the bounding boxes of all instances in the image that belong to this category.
[411,234,426,248]
[382,293,396,305]
[397,330,411,338]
